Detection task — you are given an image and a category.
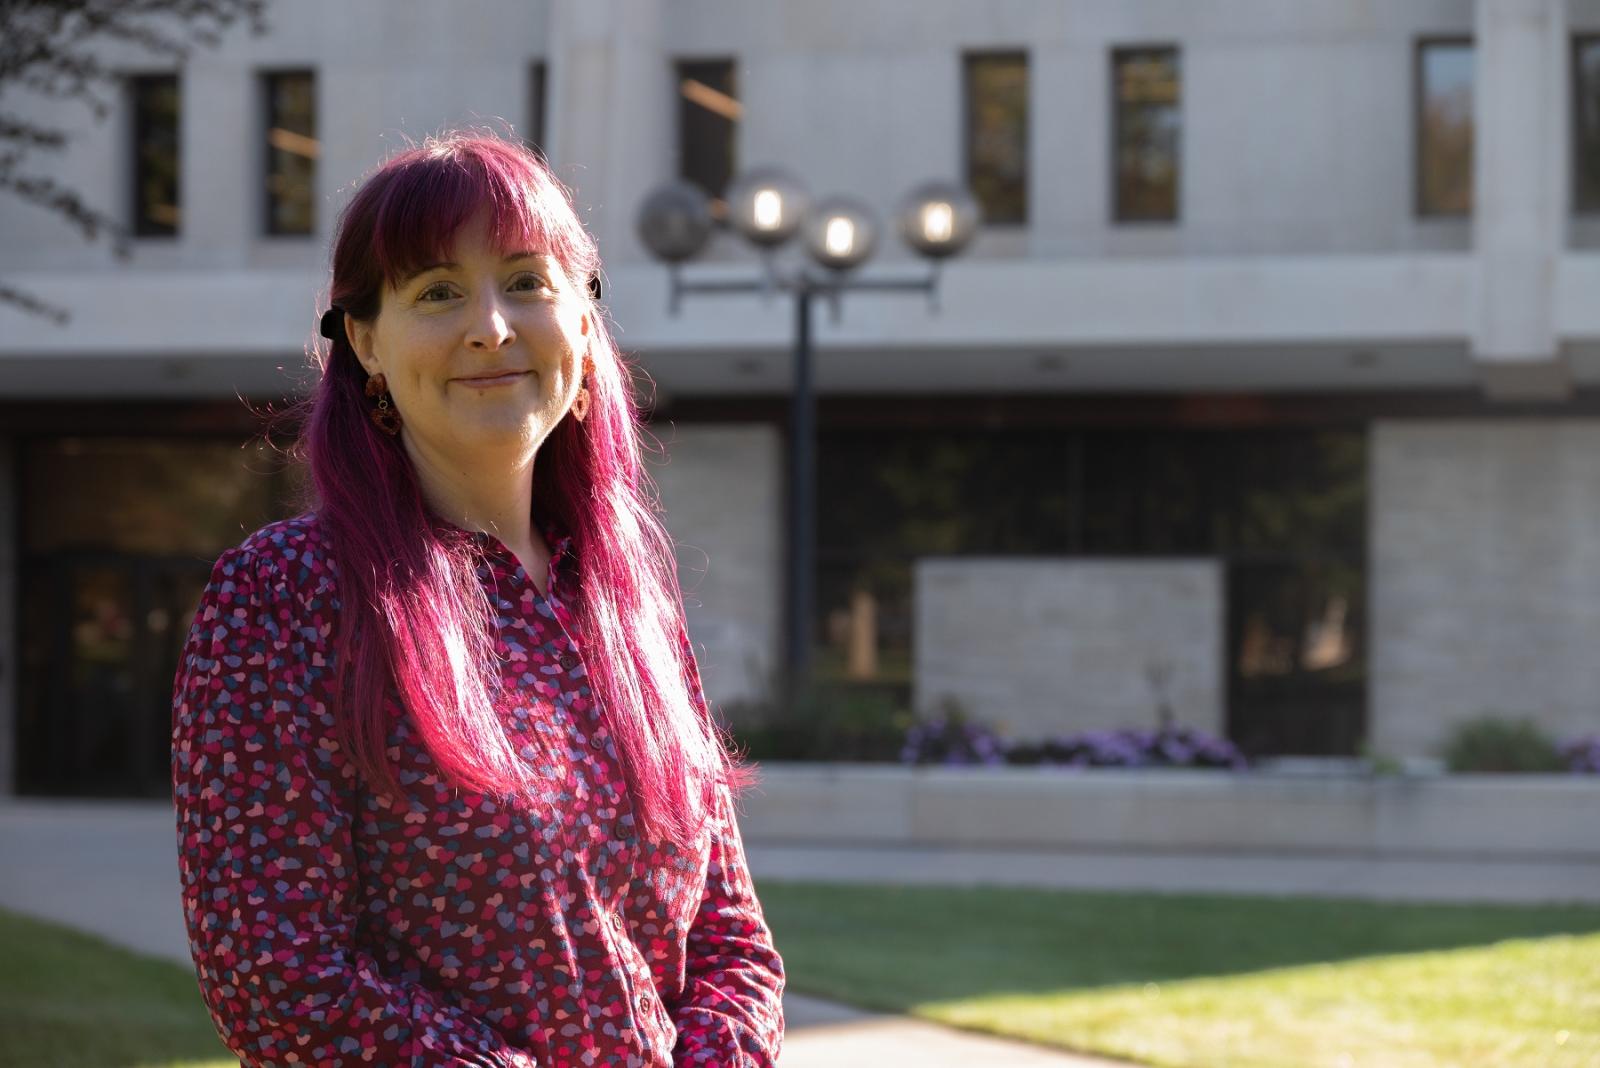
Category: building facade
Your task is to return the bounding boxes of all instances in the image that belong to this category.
[2,0,1598,797]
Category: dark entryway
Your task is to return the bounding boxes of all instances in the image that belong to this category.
[18,555,213,797]
[13,434,299,797]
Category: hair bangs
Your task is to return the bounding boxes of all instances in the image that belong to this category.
[366,139,596,294]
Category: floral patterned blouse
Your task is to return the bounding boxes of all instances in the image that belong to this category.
[171,513,785,1067]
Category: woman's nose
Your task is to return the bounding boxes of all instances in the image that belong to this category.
[465,296,516,350]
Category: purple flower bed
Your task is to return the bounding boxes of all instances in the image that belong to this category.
[1560,734,1600,774]
[898,719,1598,774]
[900,717,1250,770]
[899,718,1009,766]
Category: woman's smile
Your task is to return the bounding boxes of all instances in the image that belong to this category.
[455,370,530,388]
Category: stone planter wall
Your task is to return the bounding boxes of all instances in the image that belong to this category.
[738,763,1600,861]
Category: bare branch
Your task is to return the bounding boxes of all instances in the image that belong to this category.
[0,0,269,321]
[0,278,70,322]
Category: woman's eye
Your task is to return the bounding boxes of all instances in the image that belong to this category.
[510,272,552,292]
[418,283,456,302]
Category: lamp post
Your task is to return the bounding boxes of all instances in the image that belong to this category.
[637,170,979,686]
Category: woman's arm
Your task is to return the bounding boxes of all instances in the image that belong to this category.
[667,635,786,1067]
[172,543,538,1068]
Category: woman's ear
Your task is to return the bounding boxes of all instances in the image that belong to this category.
[344,312,379,375]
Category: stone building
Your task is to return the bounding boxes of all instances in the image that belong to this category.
[2,0,1595,797]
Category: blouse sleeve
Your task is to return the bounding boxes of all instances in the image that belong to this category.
[667,632,787,1067]
[171,543,539,1068]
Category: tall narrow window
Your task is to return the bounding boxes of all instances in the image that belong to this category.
[1112,46,1181,223]
[677,59,739,208]
[1573,36,1600,213]
[964,52,1028,225]
[1416,39,1474,217]
[262,70,318,235]
[527,61,547,160]
[130,74,180,237]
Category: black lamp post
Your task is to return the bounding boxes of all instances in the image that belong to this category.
[637,170,979,686]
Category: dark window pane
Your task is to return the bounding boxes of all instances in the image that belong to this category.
[678,59,738,204]
[263,70,318,235]
[22,437,291,556]
[130,74,180,237]
[18,437,297,798]
[1574,36,1600,213]
[1113,47,1181,222]
[1417,40,1474,217]
[815,423,1366,758]
[527,61,547,160]
[965,53,1028,225]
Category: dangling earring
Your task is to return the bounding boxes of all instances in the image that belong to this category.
[364,372,402,436]
[571,353,595,424]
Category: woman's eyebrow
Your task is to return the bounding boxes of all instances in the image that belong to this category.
[400,261,456,284]
[400,252,547,285]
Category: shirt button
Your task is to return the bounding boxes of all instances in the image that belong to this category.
[590,733,605,749]
[636,991,652,1015]
[559,652,580,670]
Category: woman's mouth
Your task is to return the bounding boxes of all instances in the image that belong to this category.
[456,371,529,388]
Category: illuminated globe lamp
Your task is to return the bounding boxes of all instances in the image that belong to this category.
[725,167,811,250]
[804,197,878,273]
[897,181,980,260]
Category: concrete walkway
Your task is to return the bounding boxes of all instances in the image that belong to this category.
[0,799,1127,1067]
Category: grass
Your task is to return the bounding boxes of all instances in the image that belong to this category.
[5,886,1599,1067]
[0,908,235,1068]
[757,880,1600,1068]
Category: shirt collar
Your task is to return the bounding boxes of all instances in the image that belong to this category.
[440,512,577,594]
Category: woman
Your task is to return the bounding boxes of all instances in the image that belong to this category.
[171,131,785,1067]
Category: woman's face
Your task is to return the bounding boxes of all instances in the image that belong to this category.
[346,205,592,463]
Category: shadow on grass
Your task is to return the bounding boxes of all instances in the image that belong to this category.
[0,907,234,1068]
[756,880,1600,1014]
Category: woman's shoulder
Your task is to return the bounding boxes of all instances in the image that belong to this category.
[217,511,340,605]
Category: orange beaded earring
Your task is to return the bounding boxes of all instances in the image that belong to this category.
[571,353,595,424]
[364,373,402,436]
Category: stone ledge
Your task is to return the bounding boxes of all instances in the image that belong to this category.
[738,763,1600,861]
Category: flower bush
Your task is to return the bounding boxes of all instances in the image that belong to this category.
[898,712,1249,770]
[1000,725,1249,770]
[1559,734,1600,774]
[1440,716,1568,773]
[899,715,1008,766]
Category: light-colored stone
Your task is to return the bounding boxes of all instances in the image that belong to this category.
[1371,419,1600,757]
[652,424,783,709]
[744,764,1600,862]
[913,558,1223,739]
[1472,0,1567,396]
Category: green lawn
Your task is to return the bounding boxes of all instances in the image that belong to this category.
[758,881,1600,1068]
[4,886,1598,1068]
[0,908,234,1068]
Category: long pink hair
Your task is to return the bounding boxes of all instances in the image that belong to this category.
[288,130,752,848]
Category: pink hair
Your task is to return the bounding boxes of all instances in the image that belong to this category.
[287,130,753,848]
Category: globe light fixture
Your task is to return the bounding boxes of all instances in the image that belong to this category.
[637,170,979,683]
[898,181,980,259]
[726,167,810,248]
[635,180,714,263]
[804,197,877,272]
